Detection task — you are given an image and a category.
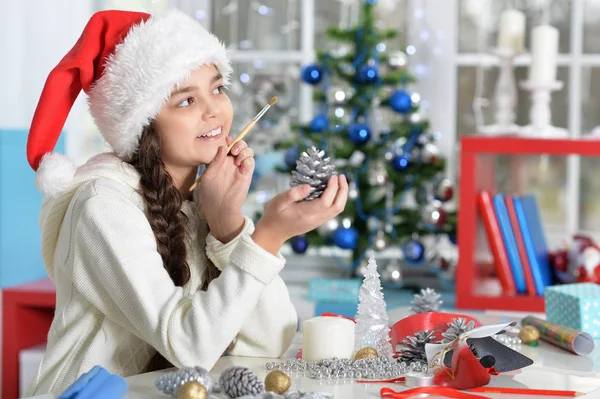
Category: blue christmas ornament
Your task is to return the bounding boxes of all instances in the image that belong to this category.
[389,90,413,113]
[449,234,457,245]
[357,64,379,84]
[309,114,329,132]
[301,64,323,85]
[291,236,309,254]
[348,123,371,145]
[284,146,300,168]
[403,239,425,265]
[333,227,359,250]
[391,153,411,171]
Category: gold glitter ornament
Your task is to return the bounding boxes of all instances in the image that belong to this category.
[354,347,379,360]
[177,381,207,399]
[519,325,540,346]
[264,370,291,394]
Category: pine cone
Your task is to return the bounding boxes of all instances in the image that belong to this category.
[410,288,442,314]
[441,317,476,343]
[289,146,337,201]
[219,367,265,398]
[398,330,436,365]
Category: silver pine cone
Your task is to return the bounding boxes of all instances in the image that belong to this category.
[289,146,337,201]
[441,317,476,343]
[398,330,437,365]
[410,288,443,314]
[219,367,265,398]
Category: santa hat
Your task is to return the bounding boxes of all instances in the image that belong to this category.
[27,9,232,198]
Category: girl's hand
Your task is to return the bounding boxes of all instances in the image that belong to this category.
[252,174,349,255]
[199,139,255,243]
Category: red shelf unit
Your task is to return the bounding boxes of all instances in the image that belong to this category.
[456,136,600,312]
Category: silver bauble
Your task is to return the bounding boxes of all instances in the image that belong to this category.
[327,86,355,105]
[368,161,388,187]
[421,143,440,164]
[382,259,403,287]
[317,218,340,239]
[348,181,359,200]
[421,200,447,230]
[328,106,352,126]
[373,230,388,251]
[434,178,454,202]
[387,51,407,70]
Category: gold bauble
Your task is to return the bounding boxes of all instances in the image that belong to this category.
[519,325,541,345]
[177,381,207,399]
[354,347,379,360]
[264,370,291,395]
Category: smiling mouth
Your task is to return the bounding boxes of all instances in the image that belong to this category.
[196,126,223,141]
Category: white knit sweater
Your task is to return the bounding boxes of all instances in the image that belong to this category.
[25,153,298,396]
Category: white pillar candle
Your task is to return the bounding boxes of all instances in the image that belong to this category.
[529,25,559,85]
[302,317,355,361]
[497,9,525,52]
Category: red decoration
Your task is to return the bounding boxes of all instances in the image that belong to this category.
[433,342,491,390]
[381,386,490,399]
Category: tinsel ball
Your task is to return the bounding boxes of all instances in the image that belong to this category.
[301,64,323,85]
[387,50,407,70]
[357,64,379,84]
[291,236,309,254]
[403,239,425,265]
[284,146,300,168]
[309,114,329,132]
[264,371,291,395]
[389,90,413,113]
[368,161,388,186]
[434,178,454,202]
[421,201,447,231]
[348,123,372,145]
[354,347,379,360]
[317,218,340,239]
[177,381,207,399]
[391,154,411,171]
[382,259,403,286]
[333,226,359,250]
[519,326,540,346]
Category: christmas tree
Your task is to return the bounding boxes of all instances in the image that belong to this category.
[277,0,457,271]
[354,252,394,360]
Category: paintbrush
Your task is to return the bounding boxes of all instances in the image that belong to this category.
[189,96,278,192]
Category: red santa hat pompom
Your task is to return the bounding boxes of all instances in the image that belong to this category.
[27,9,232,198]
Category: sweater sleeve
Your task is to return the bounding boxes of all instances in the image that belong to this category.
[205,218,298,358]
[69,183,287,370]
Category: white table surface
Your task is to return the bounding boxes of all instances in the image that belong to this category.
[26,307,600,399]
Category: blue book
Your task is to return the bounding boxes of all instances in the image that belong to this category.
[493,194,527,293]
[513,195,553,295]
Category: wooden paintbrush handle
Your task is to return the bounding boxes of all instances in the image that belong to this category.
[227,120,255,153]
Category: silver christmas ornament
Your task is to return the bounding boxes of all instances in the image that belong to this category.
[420,143,440,164]
[155,366,216,398]
[409,112,422,124]
[368,161,388,187]
[327,86,355,105]
[382,259,403,286]
[387,51,407,70]
[327,106,352,126]
[434,178,454,202]
[317,218,339,239]
[441,318,476,343]
[421,200,447,231]
[410,288,443,314]
[290,146,337,201]
[373,230,388,251]
[348,180,359,200]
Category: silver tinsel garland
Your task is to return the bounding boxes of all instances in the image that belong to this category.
[265,356,426,381]
[410,288,443,314]
[154,366,217,397]
[441,317,476,343]
[289,146,337,201]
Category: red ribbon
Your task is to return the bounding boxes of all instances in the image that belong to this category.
[381,387,491,399]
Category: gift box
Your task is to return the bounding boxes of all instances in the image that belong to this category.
[545,283,600,338]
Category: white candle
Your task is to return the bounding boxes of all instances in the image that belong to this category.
[497,9,525,52]
[529,25,559,85]
[302,317,355,361]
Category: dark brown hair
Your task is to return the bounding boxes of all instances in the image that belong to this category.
[129,123,221,370]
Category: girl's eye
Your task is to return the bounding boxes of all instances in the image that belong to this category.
[212,85,225,95]
[177,97,194,108]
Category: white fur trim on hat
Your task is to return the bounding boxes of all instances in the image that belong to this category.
[88,10,232,160]
[35,153,77,198]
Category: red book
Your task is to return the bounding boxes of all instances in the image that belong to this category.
[477,191,517,295]
[504,195,537,296]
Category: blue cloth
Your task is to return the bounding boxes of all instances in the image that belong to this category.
[58,366,128,399]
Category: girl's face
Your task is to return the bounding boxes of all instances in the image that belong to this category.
[155,65,233,168]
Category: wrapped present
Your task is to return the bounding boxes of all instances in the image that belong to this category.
[545,283,600,339]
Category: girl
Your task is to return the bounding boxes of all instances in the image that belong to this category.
[25,9,348,396]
